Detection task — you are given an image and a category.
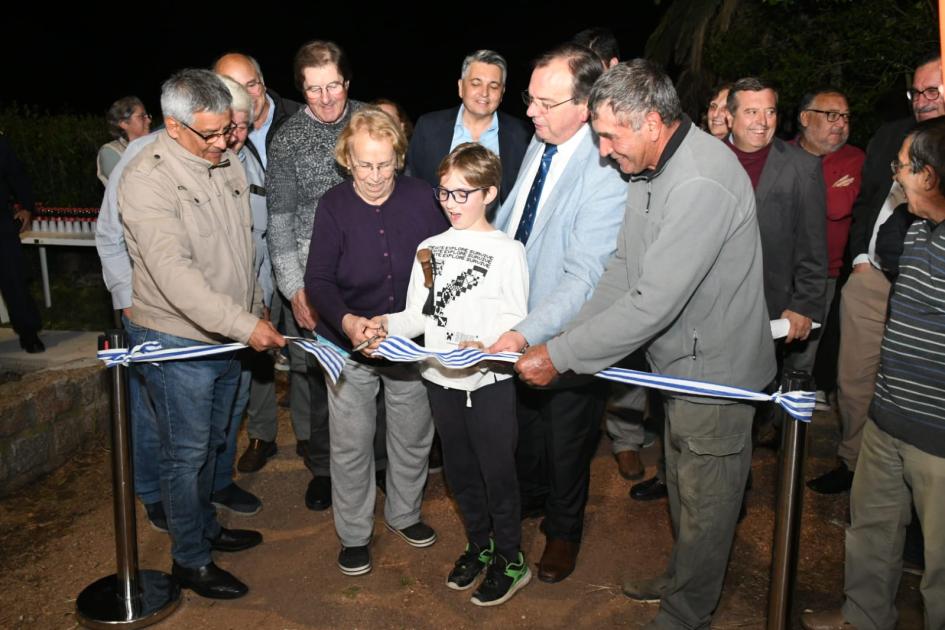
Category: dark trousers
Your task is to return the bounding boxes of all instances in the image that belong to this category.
[515,380,607,543]
[427,379,521,559]
[0,219,40,337]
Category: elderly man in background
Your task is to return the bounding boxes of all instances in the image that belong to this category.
[789,87,867,491]
[266,40,369,511]
[214,52,306,473]
[407,49,530,203]
[118,69,284,599]
[515,59,775,628]
[489,43,626,583]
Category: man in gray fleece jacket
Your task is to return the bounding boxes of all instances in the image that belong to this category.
[516,60,776,628]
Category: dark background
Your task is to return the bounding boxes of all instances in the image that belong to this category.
[3,4,664,123]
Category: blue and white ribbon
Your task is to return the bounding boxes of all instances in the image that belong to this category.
[372,336,816,423]
[97,335,348,384]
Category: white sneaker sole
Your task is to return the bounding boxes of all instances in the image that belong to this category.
[385,522,437,548]
[212,501,262,517]
[447,574,482,591]
[471,567,531,607]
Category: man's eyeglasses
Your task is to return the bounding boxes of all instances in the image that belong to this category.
[804,109,851,123]
[179,120,237,143]
[521,91,575,113]
[906,85,943,102]
[434,186,487,203]
[305,81,346,97]
[890,159,912,176]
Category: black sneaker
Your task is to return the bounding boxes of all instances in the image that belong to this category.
[212,483,262,516]
[806,462,854,495]
[385,521,437,547]
[471,551,531,607]
[447,540,494,591]
[144,501,168,533]
[338,545,372,576]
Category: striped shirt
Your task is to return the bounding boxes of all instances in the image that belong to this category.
[870,218,945,457]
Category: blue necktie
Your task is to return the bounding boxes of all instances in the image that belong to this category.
[514,143,558,245]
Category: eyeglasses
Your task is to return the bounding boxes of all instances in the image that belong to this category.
[126,112,152,121]
[434,186,487,203]
[351,161,396,176]
[906,85,943,102]
[521,91,575,113]
[304,81,346,97]
[804,109,851,123]
[244,79,264,92]
[890,159,912,176]
[179,120,237,144]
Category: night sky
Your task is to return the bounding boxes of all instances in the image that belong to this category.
[5,4,664,123]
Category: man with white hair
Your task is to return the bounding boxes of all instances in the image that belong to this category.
[118,68,284,599]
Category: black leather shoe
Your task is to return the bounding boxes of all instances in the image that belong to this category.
[305,475,331,511]
[19,333,45,354]
[237,438,277,473]
[807,462,854,494]
[210,527,263,552]
[172,561,248,599]
[630,477,668,501]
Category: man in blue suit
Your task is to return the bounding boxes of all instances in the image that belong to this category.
[406,50,531,203]
[488,42,627,583]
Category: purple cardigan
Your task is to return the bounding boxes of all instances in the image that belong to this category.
[305,175,448,355]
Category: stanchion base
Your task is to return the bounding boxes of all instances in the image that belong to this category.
[76,570,181,629]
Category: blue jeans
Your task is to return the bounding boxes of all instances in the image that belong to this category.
[133,324,240,568]
[125,319,237,505]
[123,317,162,505]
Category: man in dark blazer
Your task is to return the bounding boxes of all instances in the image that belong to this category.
[406,50,531,203]
[725,78,828,363]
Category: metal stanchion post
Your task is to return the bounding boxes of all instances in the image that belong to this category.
[76,329,180,629]
[766,369,810,630]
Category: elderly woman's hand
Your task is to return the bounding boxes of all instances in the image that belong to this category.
[342,313,373,347]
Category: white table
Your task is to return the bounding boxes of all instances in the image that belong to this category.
[19,230,97,308]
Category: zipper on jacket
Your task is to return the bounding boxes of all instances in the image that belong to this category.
[691,329,698,360]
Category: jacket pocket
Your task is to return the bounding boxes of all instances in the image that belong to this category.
[177,188,215,237]
[686,432,746,457]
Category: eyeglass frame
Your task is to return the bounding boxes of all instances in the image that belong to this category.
[433,186,488,204]
[304,81,348,98]
[124,111,152,121]
[803,108,851,123]
[178,119,237,144]
[350,159,397,177]
[521,91,575,113]
[890,158,914,176]
[906,85,943,102]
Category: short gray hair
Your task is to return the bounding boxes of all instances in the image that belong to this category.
[160,69,232,125]
[218,75,255,120]
[460,50,508,85]
[106,96,144,139]
[588,59,682,129]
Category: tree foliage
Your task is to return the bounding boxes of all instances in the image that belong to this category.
[0,104,106,207]
[647,0,938,145]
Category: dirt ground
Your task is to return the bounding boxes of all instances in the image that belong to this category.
[0,375,923,629]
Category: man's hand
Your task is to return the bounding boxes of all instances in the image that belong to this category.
[291,288,317,331]
[487,330,528,354]
[514,344,559,386]
[14,209,31,233]
[248,319,286,352]
[781,309,813,343]
[851,262,871,275]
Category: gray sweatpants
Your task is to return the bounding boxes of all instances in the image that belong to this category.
[327,359,433,547]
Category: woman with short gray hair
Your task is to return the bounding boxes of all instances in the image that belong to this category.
[97,95,151,184]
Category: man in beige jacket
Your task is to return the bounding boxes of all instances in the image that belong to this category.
[118,69,284,600]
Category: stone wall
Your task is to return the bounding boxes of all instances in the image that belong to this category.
[0,364,110,497]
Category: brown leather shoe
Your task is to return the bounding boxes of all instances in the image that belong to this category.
[237,438,277,473]
[538,537,579,583]
[800,609,857,630]
[615,450,644,480]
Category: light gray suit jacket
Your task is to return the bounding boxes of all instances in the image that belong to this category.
[493,126,627,346]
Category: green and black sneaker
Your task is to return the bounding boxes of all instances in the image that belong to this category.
[470,551,531,607]
[447,540,494,590]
